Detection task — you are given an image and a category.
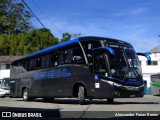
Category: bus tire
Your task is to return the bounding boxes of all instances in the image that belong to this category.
[22,88,30,101]
[107,98,114,104]
[78,86,85,105]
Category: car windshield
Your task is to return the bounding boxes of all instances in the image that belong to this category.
[0,79,10,90]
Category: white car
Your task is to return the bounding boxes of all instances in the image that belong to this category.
[0,78,10,97]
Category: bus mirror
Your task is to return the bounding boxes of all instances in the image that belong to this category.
[137,53,151,65]
[92,47,115,57]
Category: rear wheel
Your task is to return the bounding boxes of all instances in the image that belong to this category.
[23,88,33,101]
[107,98,114,104]
[78,86,85,105]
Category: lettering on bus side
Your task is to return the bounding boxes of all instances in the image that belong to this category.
[32,68,71,80]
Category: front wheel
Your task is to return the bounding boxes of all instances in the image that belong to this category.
[78,86,85,105]
[23,88,33,101]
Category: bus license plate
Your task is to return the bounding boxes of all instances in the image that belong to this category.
[130,95,135,98]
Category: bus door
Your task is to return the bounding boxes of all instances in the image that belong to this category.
[92,47,115,98]
[94,52,109,76]
[93,52,110,98]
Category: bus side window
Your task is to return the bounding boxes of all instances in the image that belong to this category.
[57,50,64,65]
[62,43,85,64]
[72,44,85,64]
[28,58,37,71]
[50,52,58,66]
[21,61,28,71]
[81,41,101,64]
[65,48,73,64]
[41,55,50,68]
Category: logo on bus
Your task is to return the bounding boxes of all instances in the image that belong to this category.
[32,68,71,80]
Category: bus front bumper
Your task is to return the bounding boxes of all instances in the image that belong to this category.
[113,84,144,98]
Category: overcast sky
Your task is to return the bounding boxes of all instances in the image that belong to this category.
[22,0,160,52]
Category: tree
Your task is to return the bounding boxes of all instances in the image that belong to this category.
[0,0,33,34]
[0,28,59,56]
[60,32,71,43]
[23,28,59,55]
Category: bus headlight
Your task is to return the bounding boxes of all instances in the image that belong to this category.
[113,82,121,87]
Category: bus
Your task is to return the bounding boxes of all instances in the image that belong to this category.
[10,36,151,104]
[0,78,10,97]
[151,73,160,95]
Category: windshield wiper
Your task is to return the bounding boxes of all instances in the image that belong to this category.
[130,67,141,79]
[123,51,142,79]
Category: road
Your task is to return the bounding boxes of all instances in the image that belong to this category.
[0,95,160,119]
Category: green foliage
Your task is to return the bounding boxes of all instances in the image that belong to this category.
[60,32,71,43]
[0,28,59,56]
[0,0,73,56]
[0,0,32,34]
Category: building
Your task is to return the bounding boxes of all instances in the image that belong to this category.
[138,45,160,94]
[0,56,21,79]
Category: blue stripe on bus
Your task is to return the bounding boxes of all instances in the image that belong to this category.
[100,75,143,85]
[32,68,71,80]
[40,72,47,80]
[48,70,55,78]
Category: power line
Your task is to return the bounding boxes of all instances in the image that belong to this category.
[22,0,46,28]
[31,0,63,35]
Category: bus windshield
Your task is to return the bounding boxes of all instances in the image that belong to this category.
[107,45,142,81]
[124,48,142,79]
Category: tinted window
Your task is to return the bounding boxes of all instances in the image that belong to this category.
[28,58,37,70]
[21,60,28,70]
[50,52,58,66]
[41,55,50,68]
[65,44,85,64]
[50,43,85,65]
[81,41,101,63]
[57,50,64,65]
[94,53,107,75]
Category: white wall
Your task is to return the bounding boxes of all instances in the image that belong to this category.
[138,53,160,88]
[0,64,10,79]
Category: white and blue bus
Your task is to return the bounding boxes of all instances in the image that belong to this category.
[10,36,151,104]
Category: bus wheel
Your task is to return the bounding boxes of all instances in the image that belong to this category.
[107,98,114,104]
[23,88,30,101]
[78,86,85,105]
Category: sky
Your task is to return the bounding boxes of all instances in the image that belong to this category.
[20,0,160,52]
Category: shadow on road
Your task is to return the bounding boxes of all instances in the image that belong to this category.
[16,98,160,105]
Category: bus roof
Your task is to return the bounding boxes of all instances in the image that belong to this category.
[12,36,132,63]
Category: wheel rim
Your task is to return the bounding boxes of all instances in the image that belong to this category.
[23,90,28,100]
